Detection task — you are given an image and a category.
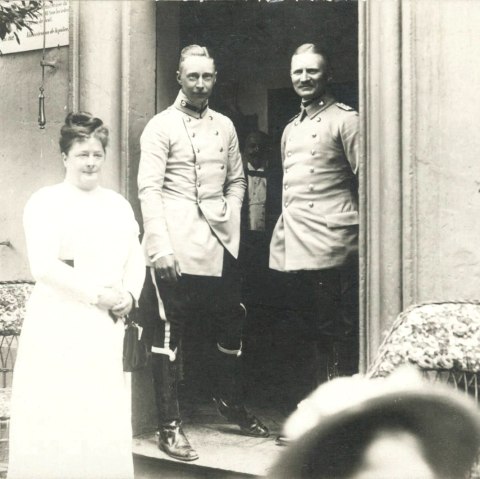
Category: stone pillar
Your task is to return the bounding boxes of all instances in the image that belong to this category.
[70,0,157,434]
[360,0,480,369]
[70,0,122,191]
[359,0,404,370]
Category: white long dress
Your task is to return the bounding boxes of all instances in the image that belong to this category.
[7,182,145,479]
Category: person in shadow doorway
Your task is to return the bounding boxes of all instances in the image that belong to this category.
[240,130,276,304]
[239,130,284,402]
[137,45,269,463]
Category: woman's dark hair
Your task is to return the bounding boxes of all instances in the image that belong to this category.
[59,112,109,154]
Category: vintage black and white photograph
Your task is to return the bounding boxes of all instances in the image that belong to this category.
[1,0,480,478]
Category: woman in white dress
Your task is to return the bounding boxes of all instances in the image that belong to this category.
[7,112,145,479]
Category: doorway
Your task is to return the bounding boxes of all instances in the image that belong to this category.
[155,0,359,411]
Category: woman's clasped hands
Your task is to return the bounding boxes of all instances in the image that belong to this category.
[97,286,133,319]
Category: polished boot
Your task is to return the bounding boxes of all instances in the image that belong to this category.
[157,420,199,462]
[151,354,180,425]
[213,397,270,438]
[211,345,270,437]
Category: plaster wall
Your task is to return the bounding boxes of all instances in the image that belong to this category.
[361,0,480,363]
[412,1,480,301]
[0,47,69,281]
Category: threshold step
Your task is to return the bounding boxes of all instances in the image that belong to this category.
[132,405,285,477]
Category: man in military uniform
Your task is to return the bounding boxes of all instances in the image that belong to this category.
[138,45,269,462]
[270,43,359,415]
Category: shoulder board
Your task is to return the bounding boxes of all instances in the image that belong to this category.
[335,102,354,111]
[287,112,300,123]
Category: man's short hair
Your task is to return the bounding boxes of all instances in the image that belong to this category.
[292,43,331,70]
[178,45,215,70]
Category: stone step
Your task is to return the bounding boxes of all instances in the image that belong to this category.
[132,404,285,478]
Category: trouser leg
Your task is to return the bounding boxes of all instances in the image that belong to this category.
[337,260,360,376]
[211,303,245,407]
[209,253,246,405]
[212,312,270,438]
[151,353,180,425]
[315,261,359,378]
[203,253,269,437]
[139,267,186,426]
[211,345,243,406]
[271,308,316,412]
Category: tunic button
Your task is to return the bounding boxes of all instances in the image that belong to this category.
[197,148,200,153]
[294,121,299,126]
[197,164,201,169]
[317,117,321,122]
[309,202,314,208]
[287,152,292,157]
[197,182,201,187]
[312,133,317,138]
[187,118,191,122]
[220,147,224,152]
[209,115,213,120]
[285,167,289,173]
[310,167,314,173]
[311,150,315,155]
[192,132,196,137]
[309,184,314,191]
[284,201,289,207]
[215,131,219,135]
[198,199,202,204]
[220,165,225,170]
[284,184,289,190]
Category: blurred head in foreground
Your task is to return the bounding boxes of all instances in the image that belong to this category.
[267,366,480,479]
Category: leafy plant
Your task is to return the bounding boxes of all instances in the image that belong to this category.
[0,0,43,44]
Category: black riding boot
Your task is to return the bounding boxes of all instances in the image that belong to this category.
[152,354,198,461]
[211,347,269,438]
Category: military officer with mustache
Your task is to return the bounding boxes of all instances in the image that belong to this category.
[270,43,360,421]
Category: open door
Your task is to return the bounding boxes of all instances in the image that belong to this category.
[154,0,359,410]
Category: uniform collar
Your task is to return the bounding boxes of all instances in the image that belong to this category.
[300,93,336,121]
[174,91,209,119]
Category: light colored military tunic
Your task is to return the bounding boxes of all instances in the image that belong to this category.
[138,91,246,277]
[269,94,359,272]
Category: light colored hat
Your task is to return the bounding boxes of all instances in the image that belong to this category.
[267,366,480,479]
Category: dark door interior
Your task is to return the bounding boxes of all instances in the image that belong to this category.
[156,0,358,410]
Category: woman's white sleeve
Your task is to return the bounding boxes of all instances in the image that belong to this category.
[122,215,146,303]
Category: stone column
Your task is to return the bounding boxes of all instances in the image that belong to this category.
[359,0,405,370]
[70,0,157,434]
[360,0,480,369]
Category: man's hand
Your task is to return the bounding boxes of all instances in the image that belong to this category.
[154,254,181,283]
